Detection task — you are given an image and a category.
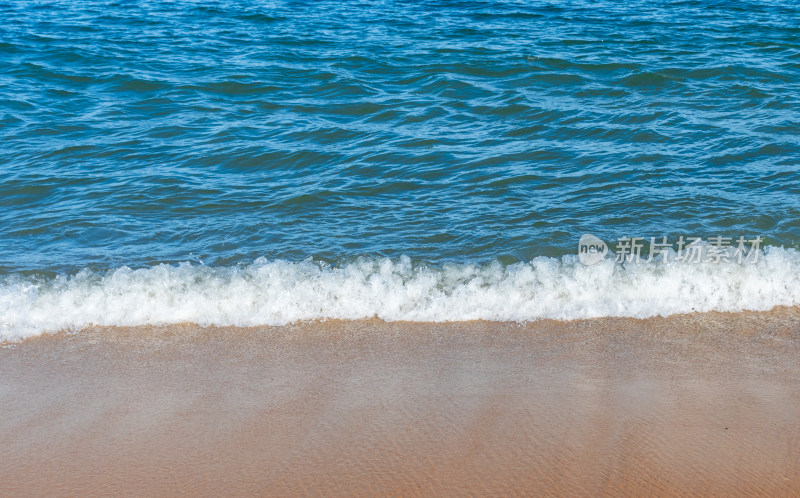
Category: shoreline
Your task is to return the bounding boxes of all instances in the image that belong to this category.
[2,309,800,495]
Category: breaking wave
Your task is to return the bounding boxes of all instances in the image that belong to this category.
[2,247,800,341]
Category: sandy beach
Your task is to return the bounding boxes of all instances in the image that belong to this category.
[2,309,800,496]
[4,0,800,495]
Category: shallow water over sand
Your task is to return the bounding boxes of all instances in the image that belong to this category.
[3,309,800,495]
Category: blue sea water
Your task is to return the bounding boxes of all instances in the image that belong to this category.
[2,0,800,338]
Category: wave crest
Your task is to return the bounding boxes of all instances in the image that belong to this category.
[3,248,800,341]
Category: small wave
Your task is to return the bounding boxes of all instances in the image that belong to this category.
[2,247,800,341]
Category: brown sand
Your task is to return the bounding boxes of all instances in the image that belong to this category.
[2,309,800,496]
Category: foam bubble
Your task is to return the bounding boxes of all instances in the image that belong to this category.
[2,247,800,341]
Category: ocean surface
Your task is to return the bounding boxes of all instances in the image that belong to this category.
[2,0,800,339]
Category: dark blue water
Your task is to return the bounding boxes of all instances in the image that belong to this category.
[2,0,800,274]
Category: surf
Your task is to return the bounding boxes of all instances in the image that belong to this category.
[3,247,800,341]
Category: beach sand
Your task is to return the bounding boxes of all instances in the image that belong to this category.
[2,309,800,496]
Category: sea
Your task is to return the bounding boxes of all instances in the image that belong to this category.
[2,0,800,340]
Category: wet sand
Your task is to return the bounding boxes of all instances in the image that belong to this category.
[2,309,800,496]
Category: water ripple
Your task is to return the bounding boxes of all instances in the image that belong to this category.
[1,0,799,271]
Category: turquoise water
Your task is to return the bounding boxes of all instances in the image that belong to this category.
[2,1,800,338]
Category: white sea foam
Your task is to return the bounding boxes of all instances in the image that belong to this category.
[2,246,800,341]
